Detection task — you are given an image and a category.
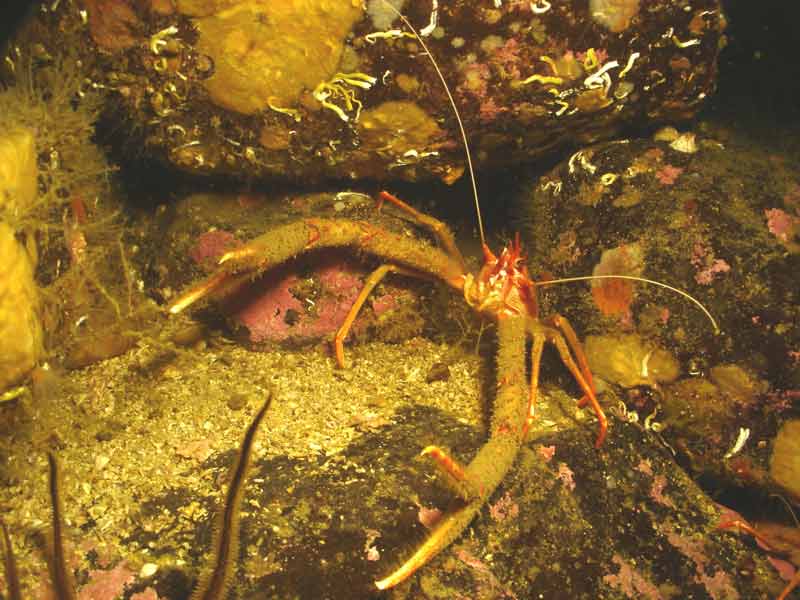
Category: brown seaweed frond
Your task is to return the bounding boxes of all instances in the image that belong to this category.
[190,391,274,600]
[0,517,22,600]
[45,452,77,600]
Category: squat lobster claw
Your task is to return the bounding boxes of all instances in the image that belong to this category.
[168,190,608,589]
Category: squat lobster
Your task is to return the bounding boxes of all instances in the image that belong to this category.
[168,188,607,589]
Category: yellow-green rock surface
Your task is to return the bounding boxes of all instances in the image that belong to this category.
[188,0,363,114]
[0,129,37,217]
[0,127,42,390]
[770,419,800,501]
[0,222,42,390]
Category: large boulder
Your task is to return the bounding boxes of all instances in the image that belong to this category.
[516,125,799,509]
[16,0,725,184]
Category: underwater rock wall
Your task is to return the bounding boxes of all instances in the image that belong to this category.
[25,0,727,185]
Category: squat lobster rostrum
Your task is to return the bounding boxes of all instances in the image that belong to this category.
[167,188,607,589]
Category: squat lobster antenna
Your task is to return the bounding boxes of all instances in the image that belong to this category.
[380,1,486,247]
[537,274,720,334]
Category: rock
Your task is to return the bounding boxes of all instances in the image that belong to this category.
[0,329,788,599]
[520,130,800,393]
[18,0,725,183]
[137,401,786,598]
[586,333,680,389]
[770,419,800,502]
[517,128,800,512]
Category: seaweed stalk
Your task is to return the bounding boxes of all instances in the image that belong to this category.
[191,391,273,600]
[45,451,77,600]
[0,518,22,600]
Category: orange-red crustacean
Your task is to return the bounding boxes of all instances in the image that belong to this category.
[168,188,607,589]
[167,2,610,590]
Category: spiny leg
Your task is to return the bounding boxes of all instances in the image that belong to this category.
[378,191,466,272]
[718,519,800,600]
[420,445,474,502]
[168,271,251,315]
[548,314,595,397]
[333,263,420,368]
[169,218,466,316]
[376,316,529,590]
[541,323,607,447]
[524,332,546,434]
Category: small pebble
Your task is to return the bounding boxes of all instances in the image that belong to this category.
[227,392,250,411]
[426,362,451,383]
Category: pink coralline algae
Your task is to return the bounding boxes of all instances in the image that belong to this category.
[537,444,556,462]
[636,458,654,477]
[188,232,394,345]
[77,563,136,600]
[655,164,683,185]
[189,230,241,270]
[231,256,365,344]
[603,554,664,600]
[649,474,676,509]
[691,240,730,285]
[663,525,740,600]
[478,97,508,123]
[489,491,519,522]
[491,37,522,80]
[456,547,519,600]
[765,207,799,242]
[696,570,741,600]
[370,293,396,317]
[417,504,443,530]
[364,529,381,562]
[556,462,576,491]
[458,61,491,101]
